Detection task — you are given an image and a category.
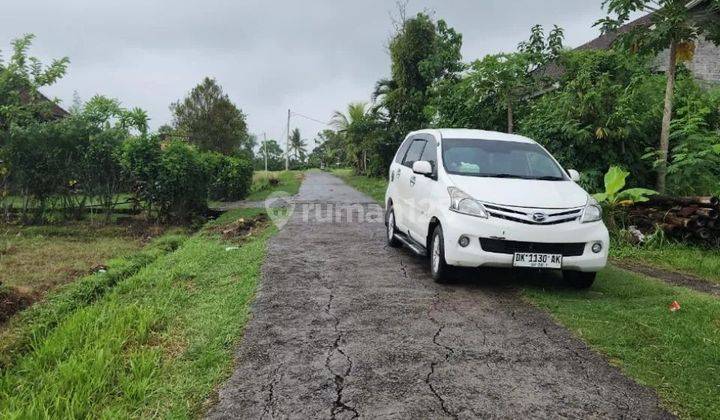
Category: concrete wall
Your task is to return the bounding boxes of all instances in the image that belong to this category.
[653,7,720,85]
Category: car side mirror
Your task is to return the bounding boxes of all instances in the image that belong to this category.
[412,160,433,176]
[567,169,581,182]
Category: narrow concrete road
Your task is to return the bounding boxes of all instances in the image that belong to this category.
[208,172,671,419]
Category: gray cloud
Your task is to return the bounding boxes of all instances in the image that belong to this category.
[1,0,619,148]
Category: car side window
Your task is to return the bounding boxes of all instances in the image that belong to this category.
[402,139,427,168]
[419,138,438,171]
[394,136,414,163]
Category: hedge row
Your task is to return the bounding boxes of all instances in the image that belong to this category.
[0,118,253,223]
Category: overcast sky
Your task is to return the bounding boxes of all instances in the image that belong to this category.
[2,0,617,148]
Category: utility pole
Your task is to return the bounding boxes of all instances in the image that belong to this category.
[262,132,268,172]
[285,109,290,171]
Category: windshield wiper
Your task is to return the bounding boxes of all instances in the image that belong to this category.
[488,173,526,179]
[532,176,565,181]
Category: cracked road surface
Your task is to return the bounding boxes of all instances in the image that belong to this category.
[207,172,671,419]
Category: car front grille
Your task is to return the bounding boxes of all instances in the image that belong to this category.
[479,238,586,257]
[482,203,584,225]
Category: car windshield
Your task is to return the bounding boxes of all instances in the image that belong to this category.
[441,138,566,180]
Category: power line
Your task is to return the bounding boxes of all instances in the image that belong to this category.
[290,111,330,126]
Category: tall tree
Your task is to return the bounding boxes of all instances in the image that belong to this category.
[288,128,307,166]
[331,102,377,173]
[596,0,720,192]
[170,77,250,155]
[380,13,463,135]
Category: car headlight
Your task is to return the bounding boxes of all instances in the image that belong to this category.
[448,187,488,218]
[581,197,602,223]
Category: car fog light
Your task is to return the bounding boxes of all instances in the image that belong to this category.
[591,242,603,253]
[458,235,470,247]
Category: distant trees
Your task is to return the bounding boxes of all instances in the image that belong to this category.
[170,77,252,155]
[255,139,285,171]
[597,0,720,192]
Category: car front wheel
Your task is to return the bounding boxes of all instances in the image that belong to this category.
[430,225,451,283]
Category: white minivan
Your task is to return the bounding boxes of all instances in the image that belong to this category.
[384,129,609,287]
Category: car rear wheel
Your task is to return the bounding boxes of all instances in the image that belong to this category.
[430,225,451,283]
[385,205,401,248]
[563,271,596,289]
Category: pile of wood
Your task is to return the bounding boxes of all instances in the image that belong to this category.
[627,196,720,245]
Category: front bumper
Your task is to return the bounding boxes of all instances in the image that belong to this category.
[441,211,609,272]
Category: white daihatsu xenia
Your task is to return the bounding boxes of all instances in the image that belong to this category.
[384,129,609,288]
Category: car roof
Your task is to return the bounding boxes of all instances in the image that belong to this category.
[411,128,536,144]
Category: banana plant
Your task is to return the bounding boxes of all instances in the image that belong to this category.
[592,166,657,207]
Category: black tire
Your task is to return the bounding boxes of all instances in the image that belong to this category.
[563,271,596,289]
[385,205,402,248]
[430,225,451,283]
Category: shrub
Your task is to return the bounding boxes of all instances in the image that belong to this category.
[120,135,162,212]
[203,152,253,201]
[3,119,88,221]
[82,128,126,221]
[154,141,208,222]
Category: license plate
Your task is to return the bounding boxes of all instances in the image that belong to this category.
[513,253,562,269]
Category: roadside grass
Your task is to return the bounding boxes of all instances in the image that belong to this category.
[612,241,720,284]
[0,208,274,418]
[523,267,720,419]
[331,168,388,204]
[0,232,187,368]
[0,223,147,296]
[245,170,303,201]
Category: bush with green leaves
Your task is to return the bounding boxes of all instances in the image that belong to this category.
[82,128,126,221]
[592,165,657,231]
[153,141,208,222]
[202,151,253,201]
[119,135,162,213]
[3,119,89,221]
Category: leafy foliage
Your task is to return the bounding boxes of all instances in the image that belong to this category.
[592,166,657,205]
[203,152,253,201]
[0,34,69,131]
[254,139,285,171]
[154,141,209,223]
[596,0,720,192]
[170,77,251,155]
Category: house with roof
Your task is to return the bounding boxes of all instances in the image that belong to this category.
[543,0,720,86]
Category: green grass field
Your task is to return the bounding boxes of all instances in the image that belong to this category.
[337,171,720,419]
[245,170,304,201]
[0,208,275,418]
[0,223,151,296]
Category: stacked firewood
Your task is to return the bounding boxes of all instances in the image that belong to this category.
[627,196,720,246]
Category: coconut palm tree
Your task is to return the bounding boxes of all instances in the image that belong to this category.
[288,128,307,167]
[330,102,373,173]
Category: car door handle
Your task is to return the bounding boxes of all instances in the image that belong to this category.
[409,176,416,186]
